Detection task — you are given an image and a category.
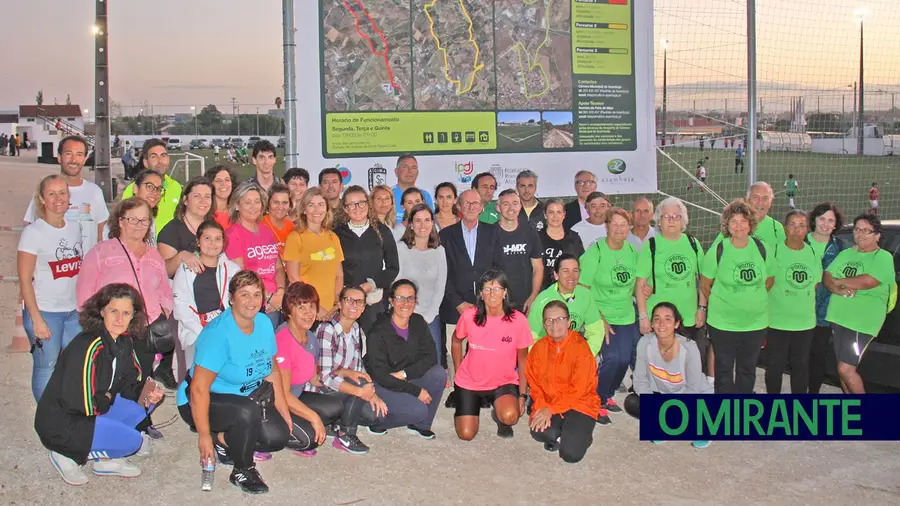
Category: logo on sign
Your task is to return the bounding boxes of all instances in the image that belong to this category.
[368,163,387,190]
[455,161,475,183]
[607,159,627,174]
[333,163,352,184]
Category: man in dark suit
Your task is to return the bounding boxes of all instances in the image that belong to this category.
[563,170,598,231]
[439,189,503,407]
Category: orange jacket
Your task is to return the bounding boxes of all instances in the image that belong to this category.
[526,330,600,419]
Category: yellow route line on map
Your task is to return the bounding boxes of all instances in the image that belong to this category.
[509,0,554,99]
[423,0,484,95]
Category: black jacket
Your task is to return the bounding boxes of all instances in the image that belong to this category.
[519,198,547,232]
[363,313,437,396]
[438,221,503,324]
[35,329,143,465]
[335,222,400,301]
[563,200,584,231]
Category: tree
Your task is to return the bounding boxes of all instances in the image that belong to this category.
[65,94,71,105]
[36,90,43,106]
[806,113,841,133]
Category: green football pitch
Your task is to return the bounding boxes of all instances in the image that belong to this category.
[496,124,543,151]
[167,146,898,247]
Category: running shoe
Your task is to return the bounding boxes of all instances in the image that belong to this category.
[596,407,611,425]
[290,449,317,457]
[134,433,152,457]
[229,466,269,494]
[692,440,711,449]
[214,439,234,466]
[253,452,272,462]
[406,425,436,440]
[604,398,623,413]
[366,425,388,436]
[49,451,89,486]
[332,433,370,454]
[91,458,142,478]
[491,409,514,439]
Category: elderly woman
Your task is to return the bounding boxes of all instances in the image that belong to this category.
[765,210,821,394]
[635,197,707,371]
[700,199,775,394]
[204,165,237,229]
[176,271,293,495]
[363,280,447,438]
[579,207,639,420]
[18,174,84,401]
[225,181,287,328]
[806,202,846,393]
[625,302,712,448]
[823,213,895,394]
[104,170,163,244]
[35,283,164,485]
[526,301,600,462]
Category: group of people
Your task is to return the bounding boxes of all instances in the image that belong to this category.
[1,132,23,156]
[20,136,896,494]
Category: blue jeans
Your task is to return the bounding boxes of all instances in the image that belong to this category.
[89,395,151,460]
[373,365,447,430]
[23,309,82,401]
[427,317,442,366]
[597,322,639,402]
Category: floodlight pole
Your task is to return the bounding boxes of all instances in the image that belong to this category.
[746,0,758,188]
[282,0,299,169]
[94,0,112,201]
[857,20,864,156]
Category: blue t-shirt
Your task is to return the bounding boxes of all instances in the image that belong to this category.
[176,309,277,406]
[393,185,434,223]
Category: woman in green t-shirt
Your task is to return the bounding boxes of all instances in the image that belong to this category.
[765,210,821,394]
[579,208,638,418]
[823,213,896,394]
[700,200,775,394]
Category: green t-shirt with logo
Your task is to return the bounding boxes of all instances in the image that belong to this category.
[701,238,775,332]
[807,233,828,259]
[769,242,822,331]
[479,202,500,224]
[713,215,785,252]
[579,239,638,325]
[825,248,896,336]
[527,283,605,355]
[636,234,705,327]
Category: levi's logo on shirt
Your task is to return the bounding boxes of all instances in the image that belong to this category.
[49,238,82,279]
[247,244,278,259]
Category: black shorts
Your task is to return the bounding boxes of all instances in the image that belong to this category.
[832,323,875,367]
[454,383,519,417]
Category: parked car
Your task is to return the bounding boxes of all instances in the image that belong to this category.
[189,139,207,150]
[211,138,225,148]
[247,136,262,149]
[277,137,286,148]
[166,138,182,150]
[228,137,245,149]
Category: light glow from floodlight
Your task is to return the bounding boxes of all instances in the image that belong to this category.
[92,25,100,35]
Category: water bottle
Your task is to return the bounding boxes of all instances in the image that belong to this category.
[201,456,215,491]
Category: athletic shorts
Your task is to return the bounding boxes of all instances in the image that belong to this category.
[454,383,519,417]
[831,323,875,367]
[870,200,879,208]
[699,177,706,183]
[786,191,796,198]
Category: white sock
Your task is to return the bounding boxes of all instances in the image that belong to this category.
[789,198,795,208]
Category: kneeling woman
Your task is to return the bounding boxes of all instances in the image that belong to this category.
[526,301,600,463]
[625,302,713,448]
[275,282,344,456]
[364,279,447,438]
[176,271,293,495]
[452,270,532,440]
[35,283,164,486]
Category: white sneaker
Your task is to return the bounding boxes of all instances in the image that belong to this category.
[135,433,152,458]
[91,458,142,478]
[49,451,90,486]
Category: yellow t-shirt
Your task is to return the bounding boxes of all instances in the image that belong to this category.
[283,229,344,308]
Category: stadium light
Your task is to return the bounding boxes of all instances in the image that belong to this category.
[92,25,100,35]
[661,40,669,146]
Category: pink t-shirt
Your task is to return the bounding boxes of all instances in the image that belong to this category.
[274,327,316,386]
[454,307,532,391]
[225,222,279,293]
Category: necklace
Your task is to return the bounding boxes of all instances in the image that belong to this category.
[658,339,676,357]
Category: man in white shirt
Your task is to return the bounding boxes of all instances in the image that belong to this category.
[627,197,656,251]
[571,191,610,249]
[23,135,108,252]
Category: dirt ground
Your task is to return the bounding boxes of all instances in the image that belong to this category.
[0,152,898,505]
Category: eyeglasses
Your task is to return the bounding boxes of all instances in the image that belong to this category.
[481,286,505,294]
[121,216,152,227]
[345,201,369,210]
[853,227,876,235]
[575,180,597,187]
[543,316,570,327]
[342,297,365,307]
[392,295,417,304]
[141,182,165,195]
[786,222,808,229]
[661,213,683,221]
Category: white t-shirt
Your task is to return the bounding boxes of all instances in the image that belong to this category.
[24,179,108,253]
[626,227,657,252]
[572,221,607,249]
[17,219,83,312]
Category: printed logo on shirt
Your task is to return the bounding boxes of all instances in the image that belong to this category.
[310,247,337,261]
[611,264,633,287]
[500,335,513,343]
[49,238,82,279]
[732,261,761,285]
[543,247,562,270]
[664,253,692,281]
[841,261,863,279]
[247,244,279,259]
[503,243,527,255]
[785,262,814,290]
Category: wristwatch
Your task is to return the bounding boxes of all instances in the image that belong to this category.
[518,393,528,399]
[698,305,708,312]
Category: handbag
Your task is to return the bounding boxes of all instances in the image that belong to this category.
[118,239,177,354]
[248,380,276,421]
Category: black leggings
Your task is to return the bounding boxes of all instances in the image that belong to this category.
[322,379,378,436]
[132,336,155,431]
[529,410,595,463]
[709,327,765,393]
[178,392,289,469]
[286,392,344,451]
[764,328,814,394]
[808,325,832,393]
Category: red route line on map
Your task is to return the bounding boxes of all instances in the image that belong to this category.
[343,0,400,91]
